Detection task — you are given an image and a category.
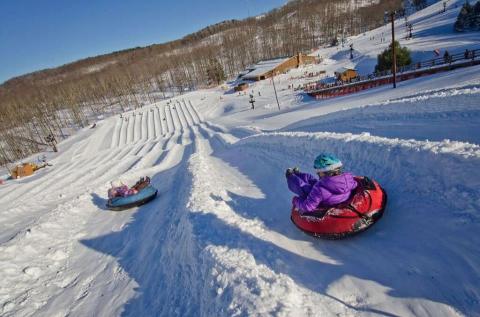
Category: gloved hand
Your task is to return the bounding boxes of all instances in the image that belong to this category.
[292,196,300,209]
[285,168,294,178]
[293,167,300,174]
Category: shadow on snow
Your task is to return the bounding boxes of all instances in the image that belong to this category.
[80,132,479,316]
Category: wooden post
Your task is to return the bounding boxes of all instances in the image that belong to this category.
[391,12,397,89]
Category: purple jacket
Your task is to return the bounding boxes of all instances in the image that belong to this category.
[287,171,357,212]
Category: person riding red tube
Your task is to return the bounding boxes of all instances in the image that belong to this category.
[286,154,358,213]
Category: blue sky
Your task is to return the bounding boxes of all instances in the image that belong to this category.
[0,0,287,83]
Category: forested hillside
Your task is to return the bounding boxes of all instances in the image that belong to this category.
[0,0,404,164]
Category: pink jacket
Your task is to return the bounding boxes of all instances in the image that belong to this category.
[108,185,138,199]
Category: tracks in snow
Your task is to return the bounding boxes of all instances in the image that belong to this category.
[111,98,203,148]
[0,98,232,317]
[3,92,479,316]
[220,131,480,316]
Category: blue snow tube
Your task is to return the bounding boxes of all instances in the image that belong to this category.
[106,185,158,211]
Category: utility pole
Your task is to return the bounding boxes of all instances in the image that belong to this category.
[271,74,281,110]
[390,11,397,89]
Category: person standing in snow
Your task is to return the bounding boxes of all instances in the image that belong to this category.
[443,50,451,64]
[285,154,357,213]
[249,94,255,110]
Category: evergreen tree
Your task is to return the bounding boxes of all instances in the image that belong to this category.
[454,2,478,31]
[474,1,480,29]
[454,18,465,32]
[466,2,476,28]
[413,0,427,10]
[375,41,412,73]
[475,1,480,15]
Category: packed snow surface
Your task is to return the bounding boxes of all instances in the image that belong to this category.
[1,0,480,316]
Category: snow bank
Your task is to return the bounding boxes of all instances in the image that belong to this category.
[209,131,480,315]
[237,131,480,213]
[284,84,480,144]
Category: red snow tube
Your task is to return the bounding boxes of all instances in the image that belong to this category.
[291,176,387,239]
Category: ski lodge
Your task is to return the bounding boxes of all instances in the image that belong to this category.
[239,53,318,81]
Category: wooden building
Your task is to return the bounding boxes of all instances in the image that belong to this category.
[334,67,358,82]
[241,53,318,81]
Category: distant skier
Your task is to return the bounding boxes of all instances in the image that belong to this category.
[443,50,451,64]
[249,94,255,110]
[285,154,357,213]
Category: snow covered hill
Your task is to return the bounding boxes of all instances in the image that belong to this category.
[1,0,480,316]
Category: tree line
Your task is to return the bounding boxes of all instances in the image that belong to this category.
[454,1,480,32]
[0,0,403,166]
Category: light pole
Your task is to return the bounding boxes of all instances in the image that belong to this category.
[390,11,397,89]
[271,74,281,110]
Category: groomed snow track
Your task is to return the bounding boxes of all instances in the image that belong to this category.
[184,130,480,316]
[0,99,238,316]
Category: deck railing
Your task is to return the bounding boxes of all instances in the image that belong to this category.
[304,48,480,97]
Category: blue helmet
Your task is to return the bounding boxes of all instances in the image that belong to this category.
[313,154,343,172]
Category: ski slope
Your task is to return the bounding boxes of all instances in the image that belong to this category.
[1,0,480,316]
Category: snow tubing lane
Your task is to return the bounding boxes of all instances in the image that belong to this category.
[106,185,158,211]
[290,177,387,239]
